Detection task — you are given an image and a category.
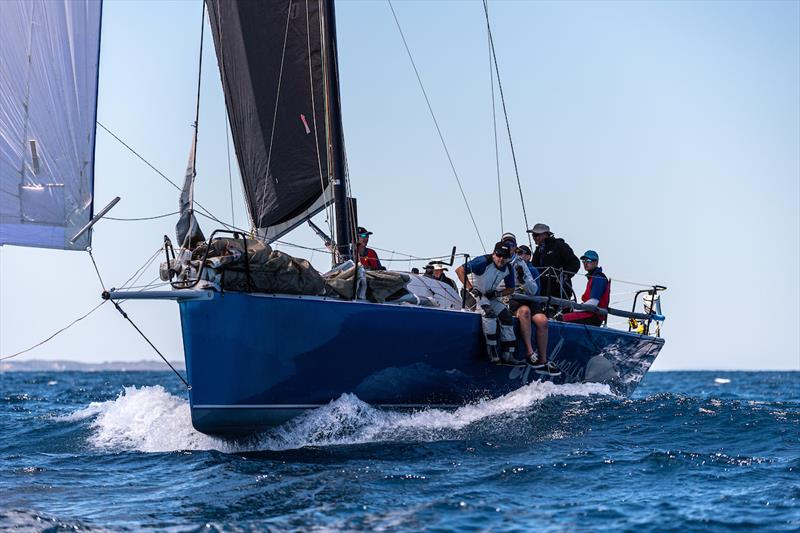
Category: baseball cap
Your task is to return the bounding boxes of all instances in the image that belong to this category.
[356,226,372,237]
[518,244,532,255]
[580,250,599,262]
[500,232,517,245]
[493,241,512,258]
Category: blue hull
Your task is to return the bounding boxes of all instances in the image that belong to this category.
[179,292,664,435]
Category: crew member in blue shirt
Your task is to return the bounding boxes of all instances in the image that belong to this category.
[455,242,518,364]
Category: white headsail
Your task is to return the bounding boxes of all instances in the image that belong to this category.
[0,0,103,250]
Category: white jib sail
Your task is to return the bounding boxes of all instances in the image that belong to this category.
[0,0,102,250]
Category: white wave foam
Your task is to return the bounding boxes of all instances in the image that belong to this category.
[66,386,229,452]
[714,378,731,384]
[66,381,613,453]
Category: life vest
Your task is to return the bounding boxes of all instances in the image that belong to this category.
[582,269,610,314]
[359,248,381,270]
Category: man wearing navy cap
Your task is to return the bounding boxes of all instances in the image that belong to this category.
[563,250,610,326]
[356,226,382,270]
[456,242,518,364]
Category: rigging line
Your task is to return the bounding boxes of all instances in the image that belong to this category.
[122,280,170,291]
[273,240,328,252]
[118,247,163,290]
[482,0,530,246]
[387,0,486,253]
[117,276,166,305]
[0,301,107,361]
[106,297,190,389]
[106,211,180,221]
[96,121,221,224]
[257,0,294,227]
[87,247,106,291]
[194,210,250,234]
[486,0,502,233]
[380,254,458,263]
[121,255,161,293]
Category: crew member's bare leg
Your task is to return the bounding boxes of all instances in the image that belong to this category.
[516,305,534,357]
[532,312,549,362]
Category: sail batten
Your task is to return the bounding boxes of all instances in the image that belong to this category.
[206,0,331,236]
[0,0,102,250]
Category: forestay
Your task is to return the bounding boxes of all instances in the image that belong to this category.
[0,0,102,250]
[206,0,333,241]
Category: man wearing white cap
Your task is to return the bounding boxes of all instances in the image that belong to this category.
[429,262,458,291]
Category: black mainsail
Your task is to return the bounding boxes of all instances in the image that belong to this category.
[206,0,348,247]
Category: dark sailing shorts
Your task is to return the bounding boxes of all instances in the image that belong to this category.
[509,299,546,316]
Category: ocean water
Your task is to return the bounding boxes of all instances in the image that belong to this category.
[0,371,797,532]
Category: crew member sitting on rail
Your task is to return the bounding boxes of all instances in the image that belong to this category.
[507,241,561,377]
[562,250,610,327]
[456,242,518,365]
[356,226,383,270]
[429,262,458,291]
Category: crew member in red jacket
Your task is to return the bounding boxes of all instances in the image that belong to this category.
[563,250,610,326]
[356,226,383,270]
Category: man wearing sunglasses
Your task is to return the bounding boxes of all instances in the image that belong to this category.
[356,226,383,270]
[456,242,518,364]
[562,250,610,327]
[527,223,580,306]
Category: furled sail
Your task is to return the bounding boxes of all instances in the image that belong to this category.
[206,0,333,240]
[0,0,102,250]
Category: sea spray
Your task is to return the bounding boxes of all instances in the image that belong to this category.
[65,381,614,453]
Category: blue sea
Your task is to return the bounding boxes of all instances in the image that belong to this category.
[1,370,797,531]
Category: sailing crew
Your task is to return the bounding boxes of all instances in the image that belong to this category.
[455,242,518,364]
[563,250,610,326]
[504,239,562,377]
[356,226,383,270]
[429,262,458,291]
[527,223,580,307]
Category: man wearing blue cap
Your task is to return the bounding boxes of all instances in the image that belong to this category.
[562,250,610,326]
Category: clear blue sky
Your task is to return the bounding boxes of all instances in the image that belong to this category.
[1,0,798,370]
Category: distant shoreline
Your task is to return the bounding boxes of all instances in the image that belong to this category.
[0,359,796,373]
[0,359,186,372]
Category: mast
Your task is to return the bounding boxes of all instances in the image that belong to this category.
[321,0,352,262]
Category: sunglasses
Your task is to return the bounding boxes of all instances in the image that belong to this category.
[358,233,370,238]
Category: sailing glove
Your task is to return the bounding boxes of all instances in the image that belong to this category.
[468,288,483,299]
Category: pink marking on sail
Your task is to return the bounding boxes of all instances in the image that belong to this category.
[300,114,311,134]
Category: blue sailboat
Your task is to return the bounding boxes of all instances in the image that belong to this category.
[1,0,666,437]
